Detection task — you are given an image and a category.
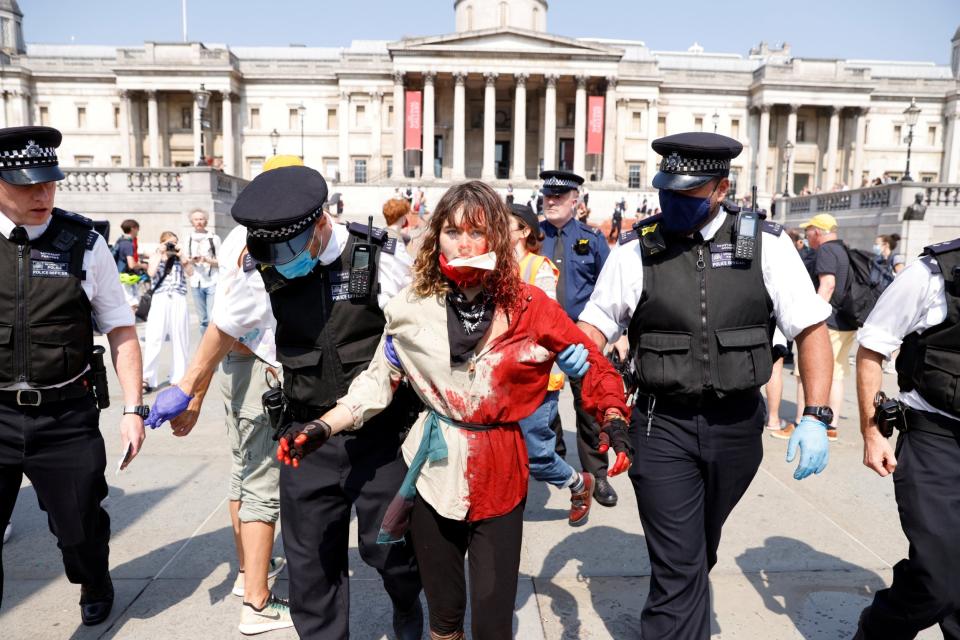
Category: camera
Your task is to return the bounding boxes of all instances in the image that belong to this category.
[164,241,177,252]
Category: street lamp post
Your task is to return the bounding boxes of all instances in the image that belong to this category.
[712,110,719,133]
[269,128,279,156]
[297,104,306,160]
[782,139,794,196]
[194,83,211,166]
[901,97,921,182]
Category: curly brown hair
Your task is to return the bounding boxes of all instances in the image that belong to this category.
[413,181,522,313]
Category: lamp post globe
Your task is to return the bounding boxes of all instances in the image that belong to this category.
[195,83,212,166]
[269,128,280,156]
[297,104,306,160]
[782,140,794,196]
[902,97,921,182]
[712,110,719,133]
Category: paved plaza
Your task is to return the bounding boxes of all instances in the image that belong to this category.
[0,320,943,639]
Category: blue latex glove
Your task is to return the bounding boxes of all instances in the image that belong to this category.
[384,335,403,370]
[786,416,830,480]
[145,385,194,430]
[556,344,590,379]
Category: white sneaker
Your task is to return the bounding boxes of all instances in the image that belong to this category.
[238,592,294,636]
[233,557,287,597]
[2,522,10,545]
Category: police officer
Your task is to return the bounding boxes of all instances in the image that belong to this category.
[578,132,835,639]
[538,169,618,506]
[854,237,960,639]
[0,126,147,625]
[229,166,423,640]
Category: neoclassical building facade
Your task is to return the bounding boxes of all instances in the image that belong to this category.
[1,0,959,204]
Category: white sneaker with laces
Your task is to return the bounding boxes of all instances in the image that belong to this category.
[233,557,286,597]
[238,592,293,635]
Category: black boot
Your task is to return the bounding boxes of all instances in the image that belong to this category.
[593,475,618,507]
[393,598,424,640]
[80,575,114,626]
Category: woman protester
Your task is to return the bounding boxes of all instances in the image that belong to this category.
[873,233,905,280]
[277,181,632,640]
[142,231,192,392]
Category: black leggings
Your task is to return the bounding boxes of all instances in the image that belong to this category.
[410,496,524,639]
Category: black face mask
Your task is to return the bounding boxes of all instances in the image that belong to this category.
[659,180,720,234]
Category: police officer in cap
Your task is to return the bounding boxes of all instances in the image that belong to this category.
[230,165,423,639]
[854,237,960,639]
[538,169,618,507]
[578,132,835,638]
[0,126,147,625]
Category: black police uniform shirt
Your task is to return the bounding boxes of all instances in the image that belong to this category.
[540,217,609,321]
[857,256,955,421]
[0,210,134,390]
[579,206,831,347]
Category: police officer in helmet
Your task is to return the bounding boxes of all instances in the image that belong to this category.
[0,126,147,625]
[578,132,835,638]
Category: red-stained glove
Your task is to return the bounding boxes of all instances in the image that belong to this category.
[598,416,633,476]
[277,420,332,468]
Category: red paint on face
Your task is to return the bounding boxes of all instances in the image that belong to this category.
[439,209,490,262]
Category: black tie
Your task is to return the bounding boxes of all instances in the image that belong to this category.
[9,226,27,245]
[552,228,565,308]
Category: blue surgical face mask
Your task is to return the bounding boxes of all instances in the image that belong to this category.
[872,244,883,256]
[658,182,719,234]
[275,249,320,279]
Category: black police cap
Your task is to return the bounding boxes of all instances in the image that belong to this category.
[652,132,743,191]
[538,169,584,195]
[508,203,539,233]
[231,165,329,265]
[0,126,65,185]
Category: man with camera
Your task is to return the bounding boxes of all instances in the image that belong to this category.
[141,231,193,392]
[854,237,960,639]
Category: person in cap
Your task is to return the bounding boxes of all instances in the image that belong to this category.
[145,155,306,635]
[538,169,619,508]
[0,126,147,625]
[231,165,424,639]
[578,131,835,639]
[509,203,597,526]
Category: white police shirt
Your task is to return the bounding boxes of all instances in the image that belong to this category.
[856,257,955,421]
[579,207,832,343]
[0,210,135,389]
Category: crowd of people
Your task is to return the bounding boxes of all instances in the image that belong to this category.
[0,122,956,640]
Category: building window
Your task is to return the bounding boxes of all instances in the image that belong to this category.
[324,159,339,181]
[74,155,94,166]
[249,107,260,129]
[289,108,299,130]
[927,126,937,146]
[466,5,473,30]
[531,6,538,29]
[796,121,806,143]
[355,104,366,127]
[731,118,740,139]
[632,112,642,133]
[39,105,49,126]
[387,105,394,128]
[628,163,643,189]
[920,173,936,182]
[499,1,508,27]
[77,106,87,129]
[247,157,264,178]
[386,157,393,178]
[657,116,666,138]
[893,125,902,145]
[181,106,192,130]
[354,158,367,184]
[565,103,575,127]
[111,155,121,166]
[327,108,338,130]
[113,106,120,129]
[694,117,703,132]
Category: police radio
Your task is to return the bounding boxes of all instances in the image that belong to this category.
[348,216,376,298]
[734,186,762,260]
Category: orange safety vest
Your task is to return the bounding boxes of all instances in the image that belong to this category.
[518,252,565,392]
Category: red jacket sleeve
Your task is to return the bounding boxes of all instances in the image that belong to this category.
[522,284,629,424]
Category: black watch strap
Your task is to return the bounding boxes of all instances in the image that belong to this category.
[802,405,834,425]
[123,405,150,419]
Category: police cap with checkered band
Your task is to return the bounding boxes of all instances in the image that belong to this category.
[651,132,742,191]
[231,165,329,265]
[0,126,65,185]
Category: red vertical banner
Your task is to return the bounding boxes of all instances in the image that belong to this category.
[404,91,422,151]
[587,96,605,155]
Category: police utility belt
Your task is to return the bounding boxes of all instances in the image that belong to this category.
[874,392,960,438]
[0,345,110,409]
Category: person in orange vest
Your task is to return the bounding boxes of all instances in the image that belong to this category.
[509,203,596,526]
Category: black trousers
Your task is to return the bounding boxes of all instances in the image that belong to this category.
[409,495,524,640]
[860,418,960,640]
[0,395,110,608]
[551,377,608,478]
[628,392,764,640]
[279,415,421,640]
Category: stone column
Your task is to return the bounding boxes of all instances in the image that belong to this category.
[0,91,7,129]
[852,107,869,187]
[481,72,498,180]
[511,73,528,181]
[943,112,960,183]
[371,91,383,180]
[573,75,587,176]
[755,105,770,195]
[542,74,558,172]
[147,90,160,168]
[421,72,436,180]
[118,90,131,166]
[452,72,466,181]
[602,76,617,183]
[615,97,628,178]
[222,92,235,175]
[646,98,659,185]
[192,93,203,164]
[339,91,350,182]
[15,91,29,126]
[825,106,840,190]
[392,72,405,179]
[785,104,799,195]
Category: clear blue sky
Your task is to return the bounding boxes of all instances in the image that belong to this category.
[23,0,959,64]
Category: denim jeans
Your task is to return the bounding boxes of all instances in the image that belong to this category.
[519,390,576,488]
[191,283,216,333]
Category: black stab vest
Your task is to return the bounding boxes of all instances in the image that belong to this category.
[628,212,774,401]
[0,208,95,386]
[896,240,960,416]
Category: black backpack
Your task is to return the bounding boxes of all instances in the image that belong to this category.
[835,244,890,327]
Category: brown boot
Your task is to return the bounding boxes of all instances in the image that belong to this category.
[569,472,594,527]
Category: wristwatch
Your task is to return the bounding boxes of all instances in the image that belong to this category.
[122,405,150,419]
[802,405,834,425]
